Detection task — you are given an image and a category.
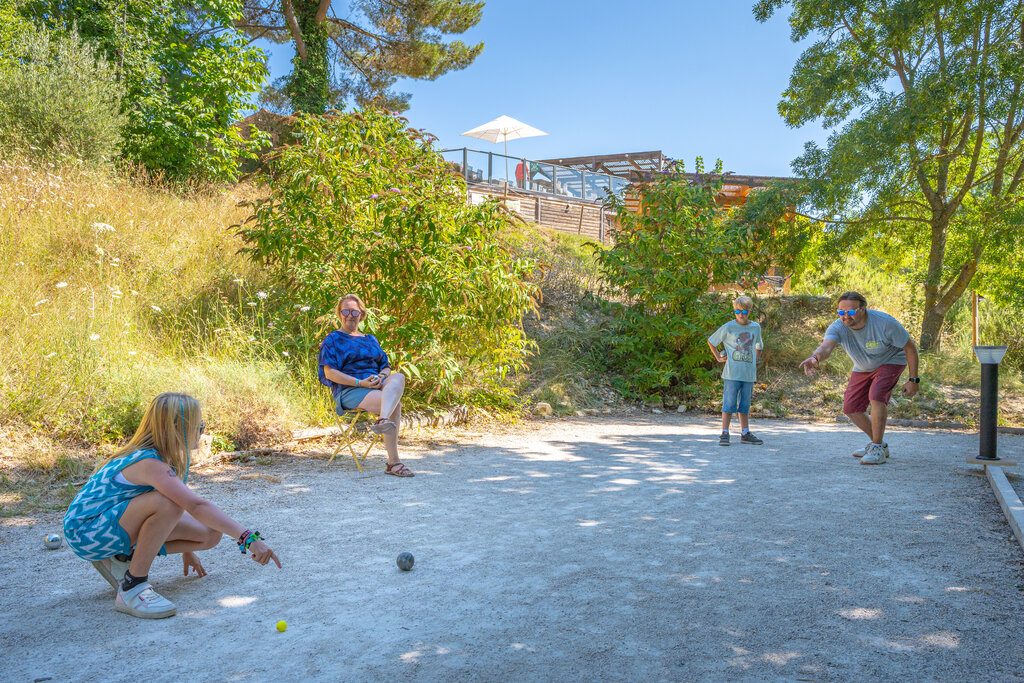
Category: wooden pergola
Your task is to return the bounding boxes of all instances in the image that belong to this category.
[538,151,669,177]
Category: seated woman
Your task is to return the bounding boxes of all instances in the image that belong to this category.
[317,293,414,477]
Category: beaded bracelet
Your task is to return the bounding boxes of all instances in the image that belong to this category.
[238,530,262,553]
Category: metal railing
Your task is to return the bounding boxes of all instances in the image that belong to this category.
[440,148,630,201]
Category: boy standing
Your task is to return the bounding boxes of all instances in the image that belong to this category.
[707,295,764,446]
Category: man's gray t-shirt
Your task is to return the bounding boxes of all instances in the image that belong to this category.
[824,309,909,372]
[708,320,763,382]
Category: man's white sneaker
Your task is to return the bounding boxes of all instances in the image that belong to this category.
[860,444,887,465]
[115,583,177,619]
[853,442,889,459]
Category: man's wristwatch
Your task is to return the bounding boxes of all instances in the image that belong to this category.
[907,377,920,383]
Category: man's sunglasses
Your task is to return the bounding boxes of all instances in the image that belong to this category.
[734,309,749,315]
[837,309,860,317]
[339,309,361,318]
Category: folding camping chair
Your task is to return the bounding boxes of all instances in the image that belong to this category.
[328,406,383,471]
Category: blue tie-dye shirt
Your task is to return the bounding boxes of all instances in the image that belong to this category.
[317,331,391,400]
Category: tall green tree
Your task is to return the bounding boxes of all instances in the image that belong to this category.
[753,0,1024,350]
[236,0,483,113]
[21,0,267,183]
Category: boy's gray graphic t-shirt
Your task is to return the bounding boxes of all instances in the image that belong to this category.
[708,320,762,382]
[824,309,909,372]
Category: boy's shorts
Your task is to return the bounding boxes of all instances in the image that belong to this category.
[722,380,754,415]
[842,364,906,414]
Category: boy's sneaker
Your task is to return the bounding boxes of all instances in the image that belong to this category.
[853,442,889,459]
[115,582,177,619]
[860,444,887,465]
[719,432,730,447]
[740,432,763,445]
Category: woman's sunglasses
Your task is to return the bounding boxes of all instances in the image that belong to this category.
[339,309,361,318]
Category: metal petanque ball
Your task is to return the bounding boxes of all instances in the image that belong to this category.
[396,552,414,571]
[43,533,62,549]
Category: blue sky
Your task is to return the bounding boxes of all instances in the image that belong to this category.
[259,1,828,178]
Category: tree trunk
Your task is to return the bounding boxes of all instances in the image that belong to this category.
[919,305,945,352]
[285,0,330,113]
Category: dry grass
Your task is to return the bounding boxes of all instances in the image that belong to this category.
[0,156,322,477]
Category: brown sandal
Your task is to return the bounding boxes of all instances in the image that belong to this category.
[385,462,414,477]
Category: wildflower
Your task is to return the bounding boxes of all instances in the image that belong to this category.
[95,245,105,256]
[233,278,244,284]
[128,351,137,355]
[267,322,276,328]
[369,194,379,199]
[247,302,257,307]
[300,306,311,312]
[34,299,49,306]
[44,352,57,359]
[256,291,268,300]
[151,305,162,312]
[282,351,290,357]
[56,282,68,288]
[89,333,100,341]
[388,188,401,193]
[131,290,138,295]
[92,222,115,232]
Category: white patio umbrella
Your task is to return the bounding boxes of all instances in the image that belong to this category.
[460,115,548,189]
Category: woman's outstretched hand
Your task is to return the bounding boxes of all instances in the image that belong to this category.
[249,539,282,568]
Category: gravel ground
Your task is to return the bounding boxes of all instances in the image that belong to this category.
[2,415,1023,682]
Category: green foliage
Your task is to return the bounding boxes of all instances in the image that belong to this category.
[241,0,484,113]
[753,0,1024,351]
[0,25,124,162]
[0,2,31,72]
[22,0,267,183]
[239,108,539,404]
[598,160,766,398]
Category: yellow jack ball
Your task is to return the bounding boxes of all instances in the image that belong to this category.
[276,620,287,632]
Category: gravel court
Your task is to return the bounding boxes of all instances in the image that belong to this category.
[2,416,1024,682]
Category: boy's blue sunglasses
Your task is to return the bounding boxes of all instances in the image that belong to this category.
[733,309,749,315]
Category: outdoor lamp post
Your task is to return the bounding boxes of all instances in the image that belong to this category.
[973,345,1008,461]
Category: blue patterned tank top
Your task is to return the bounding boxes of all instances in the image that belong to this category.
[63,449,165,560]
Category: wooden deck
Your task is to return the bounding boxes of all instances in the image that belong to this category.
[467,182,616,244]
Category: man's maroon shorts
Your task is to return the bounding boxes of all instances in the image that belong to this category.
[842,364,906,414]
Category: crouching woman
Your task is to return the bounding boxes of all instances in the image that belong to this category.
[63,392,281,619]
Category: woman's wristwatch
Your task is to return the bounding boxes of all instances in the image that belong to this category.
[907,377,920,383]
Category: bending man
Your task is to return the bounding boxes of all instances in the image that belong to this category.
[799,291,920,465]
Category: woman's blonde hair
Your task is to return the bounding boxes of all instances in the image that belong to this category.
[92,392,202,480]
[733,295,754,310]
[335,293,368,323]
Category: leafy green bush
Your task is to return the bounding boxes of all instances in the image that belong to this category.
[19,0,267,184]
[240,108,539,405]
[0,25,124,162]
[598,160,767,399]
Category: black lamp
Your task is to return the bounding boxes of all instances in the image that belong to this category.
[973,345,1008,461]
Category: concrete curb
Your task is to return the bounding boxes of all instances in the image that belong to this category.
[985,465,1024,555]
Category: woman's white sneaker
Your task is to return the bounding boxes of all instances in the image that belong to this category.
[115,582,177,619]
